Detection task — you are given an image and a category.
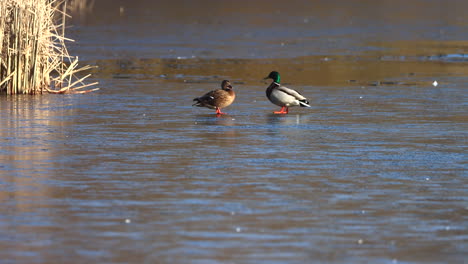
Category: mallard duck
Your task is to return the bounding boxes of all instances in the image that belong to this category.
[264,71,310,114]
[193,80,236,115]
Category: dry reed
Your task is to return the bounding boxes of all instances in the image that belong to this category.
[0,0,98,95]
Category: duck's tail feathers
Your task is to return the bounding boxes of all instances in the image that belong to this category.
[192,98,202,107]
[299,99,310,107]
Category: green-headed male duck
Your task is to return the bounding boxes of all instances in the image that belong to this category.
[193,80,235,115]
[264,71,310,114]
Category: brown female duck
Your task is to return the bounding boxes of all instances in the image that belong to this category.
[192,80,236,115]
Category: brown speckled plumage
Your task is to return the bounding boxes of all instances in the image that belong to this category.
[193,80,236,115]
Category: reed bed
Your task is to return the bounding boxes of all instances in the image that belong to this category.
[0,0,98,95]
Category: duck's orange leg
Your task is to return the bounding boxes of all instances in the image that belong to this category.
[274,106,288,114]
[215,107,227,115]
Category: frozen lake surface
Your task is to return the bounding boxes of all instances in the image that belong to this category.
[1,1,467,263]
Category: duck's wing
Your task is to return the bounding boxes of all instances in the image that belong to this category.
[277,85,307,101]
[193,90,221,108]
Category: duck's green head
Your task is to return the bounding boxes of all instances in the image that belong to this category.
[264,71,280,83]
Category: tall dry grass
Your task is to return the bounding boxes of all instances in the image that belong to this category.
[0,0,97,95]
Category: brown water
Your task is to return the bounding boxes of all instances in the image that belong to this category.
[1,1,467,263]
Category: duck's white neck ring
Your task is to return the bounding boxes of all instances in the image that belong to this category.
[273,82,280,85]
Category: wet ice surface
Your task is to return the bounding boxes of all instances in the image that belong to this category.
[1,77,466,263]
[1,1,468,263]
